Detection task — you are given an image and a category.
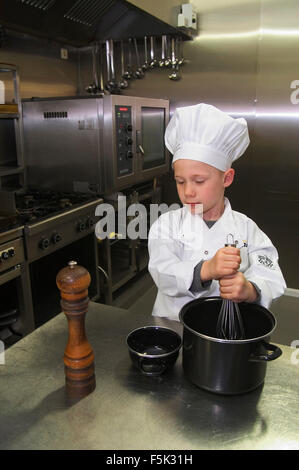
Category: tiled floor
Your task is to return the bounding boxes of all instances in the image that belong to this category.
[113,271,298,346]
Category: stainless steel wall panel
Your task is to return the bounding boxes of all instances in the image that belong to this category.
[252,0,299,287]
[0,33,78,100]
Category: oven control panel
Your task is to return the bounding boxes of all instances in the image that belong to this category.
[115,105,133,177]
[37,216,97,251]
[25,201,101,262]
[0,238,24,273]
[0,247,15,260]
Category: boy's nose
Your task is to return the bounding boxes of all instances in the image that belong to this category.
[184,183,196,198]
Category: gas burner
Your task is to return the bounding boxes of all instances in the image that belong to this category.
[19,206,49,223]
[24,195,35,207]
[59,198,72,209]
[14,189,98,225]
[0,215,21,234]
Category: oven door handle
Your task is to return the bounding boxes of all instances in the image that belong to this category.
[136,130,145,155]
[0,265,22,286]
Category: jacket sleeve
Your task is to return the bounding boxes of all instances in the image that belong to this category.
[244,219,286,309]
[189,260,212,293]
[148,214,200,298]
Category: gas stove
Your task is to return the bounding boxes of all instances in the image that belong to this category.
[0,189,102,233]
[15,189,100,224]
[0,188,103,335]
[13,189,103,262]
[0,188,103,260]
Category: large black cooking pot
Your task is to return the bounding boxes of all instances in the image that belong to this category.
[179,297,282,395]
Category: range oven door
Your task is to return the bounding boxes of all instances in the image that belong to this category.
[0,236,34,345]
[29,232,99,328]
[0,264,34,345]
[0,267,21,341]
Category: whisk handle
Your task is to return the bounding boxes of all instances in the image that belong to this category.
[225,233,236,247]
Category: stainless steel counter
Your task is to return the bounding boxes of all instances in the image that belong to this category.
[0,301,298,450]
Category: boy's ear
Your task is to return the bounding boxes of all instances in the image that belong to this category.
[223,168,235,187]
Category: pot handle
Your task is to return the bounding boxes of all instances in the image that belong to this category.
[249,341,282,362]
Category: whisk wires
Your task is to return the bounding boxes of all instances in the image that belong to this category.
[216,299,245,340]
[216,234,246,340]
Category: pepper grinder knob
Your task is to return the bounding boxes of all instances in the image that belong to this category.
[56,261,96,400]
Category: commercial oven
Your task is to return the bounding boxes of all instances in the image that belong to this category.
[22,95,169,195]
[0,227,35,346]
[18,190,102,328]
[0,189,102,336]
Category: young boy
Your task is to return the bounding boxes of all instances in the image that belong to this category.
[148,103,286,323]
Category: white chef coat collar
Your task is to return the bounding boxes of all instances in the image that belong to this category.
[180,197,232,226]
[214,198,244,248]
[178,198,243,249]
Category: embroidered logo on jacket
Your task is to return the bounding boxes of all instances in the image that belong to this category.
[257,255,275,269]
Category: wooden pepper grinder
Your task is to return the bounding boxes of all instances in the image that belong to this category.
[56,261,96,400]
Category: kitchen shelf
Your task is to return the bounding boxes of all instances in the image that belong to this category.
[0,113,19,119]
[0,104,19,114]
[0,64,25,190]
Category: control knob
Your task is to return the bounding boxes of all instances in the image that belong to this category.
[1,251,9,260]
[126,150,133,159]
[77,220,86,232]
[126,124,133,132]
[86,217,95,229]
[51,233,62,244]
[39,238,50,250]
[8,248,15,257]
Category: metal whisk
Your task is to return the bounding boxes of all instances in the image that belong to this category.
[216,234,246,340]
[216,299,245,340]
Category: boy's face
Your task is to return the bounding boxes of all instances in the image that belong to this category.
[173,159,234,218]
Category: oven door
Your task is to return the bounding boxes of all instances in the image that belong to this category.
[29,232,99,328]
[0,235,35,343]
[0,265,31,346]
[135,97,170,180]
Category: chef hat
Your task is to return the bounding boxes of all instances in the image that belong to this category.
[165,103,250,171]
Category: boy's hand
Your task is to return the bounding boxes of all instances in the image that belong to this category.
[201,247,241,282]
[219,272,258,303]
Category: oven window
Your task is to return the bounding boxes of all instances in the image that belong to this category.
[29,234,97,328]
[141,107,165,170]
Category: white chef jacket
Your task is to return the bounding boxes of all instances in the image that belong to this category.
[148,198,286,321]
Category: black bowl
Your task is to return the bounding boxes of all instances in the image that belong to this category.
[126,326,182,376]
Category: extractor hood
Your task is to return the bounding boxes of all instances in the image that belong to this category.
[0,0,191,47]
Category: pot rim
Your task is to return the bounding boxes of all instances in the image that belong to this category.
[179,297,277,344]
[126,325,182,359]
